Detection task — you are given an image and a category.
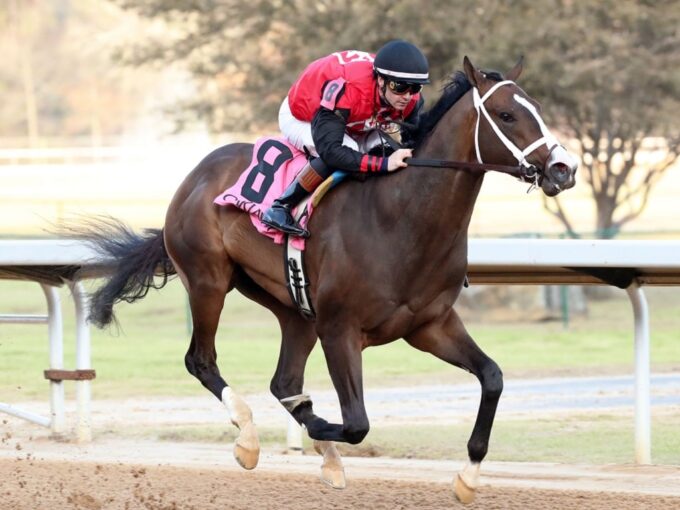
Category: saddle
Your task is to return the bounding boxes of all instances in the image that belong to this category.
[214,137,351,319]
[214,136,348,251]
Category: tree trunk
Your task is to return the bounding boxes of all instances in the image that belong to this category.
[11,0,40,147]
[595,195,619,239]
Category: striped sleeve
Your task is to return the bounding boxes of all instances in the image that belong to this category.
[360,155,388,173]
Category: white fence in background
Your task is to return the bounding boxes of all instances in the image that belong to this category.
[2,238,680,463]
[0,241,98,443]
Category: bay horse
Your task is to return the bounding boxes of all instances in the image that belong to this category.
[81,57,577,504]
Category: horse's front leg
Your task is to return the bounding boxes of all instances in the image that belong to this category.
[307,324,368,488]
[267,308,347,489]
[314,323,370,445]
[281,320,368,440]
[405,307,503,505]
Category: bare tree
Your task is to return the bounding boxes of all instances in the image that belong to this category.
[7,0,40,146]
[113,0,680,238]
[110,0,465,132]
[0,0,159,144]
[513,0,680,238]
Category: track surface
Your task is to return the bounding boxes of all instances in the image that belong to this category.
[2,428,680,509]
[3,456,680,510]
[2,374,680,509]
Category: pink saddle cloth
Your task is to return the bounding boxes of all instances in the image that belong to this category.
[214,137,313,250]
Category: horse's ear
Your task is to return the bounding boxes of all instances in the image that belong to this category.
[505,56,524,82]
[463,56,484,88]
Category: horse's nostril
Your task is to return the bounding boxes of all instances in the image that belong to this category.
[549,163,570,184]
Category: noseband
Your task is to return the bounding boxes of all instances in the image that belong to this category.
[401,80,567,190]
[472,80,567,189]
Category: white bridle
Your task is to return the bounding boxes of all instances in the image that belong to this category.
[472,80,562,177]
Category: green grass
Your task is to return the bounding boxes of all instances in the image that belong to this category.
[93,411,680,465]
[361,411,680,464]
[2,279,680,464]
[2,280,680,401]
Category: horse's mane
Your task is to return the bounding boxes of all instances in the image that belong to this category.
[405,69,504,149]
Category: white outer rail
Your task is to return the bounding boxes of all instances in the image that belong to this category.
[3,239,680,462]
[463,239,680,465]
[0,281,92,442]
[469,239,680,268]
[0,284,61,431]
[0,240,99,442]
[627,283,651,464]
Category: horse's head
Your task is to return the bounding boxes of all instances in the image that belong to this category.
[463,56,577,196]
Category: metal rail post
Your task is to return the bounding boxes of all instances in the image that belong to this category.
[70,281,92,443]
[40,283,66,436]
[626,282,651,464]
[287,414,303,453]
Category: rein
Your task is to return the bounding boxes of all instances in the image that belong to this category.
[377,129,538,184]
[406,156,542,191]
[405,157,526,179]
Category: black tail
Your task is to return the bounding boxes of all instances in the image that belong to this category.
[71,217,176,328]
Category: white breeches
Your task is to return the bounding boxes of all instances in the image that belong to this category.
[278,98,384,158]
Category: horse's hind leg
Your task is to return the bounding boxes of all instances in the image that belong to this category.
[179,258,260,470]
[405,307,503,505]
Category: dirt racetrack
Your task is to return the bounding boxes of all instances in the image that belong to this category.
[2,432,680,510]
[2,393,680,509]
[3,456,680,510]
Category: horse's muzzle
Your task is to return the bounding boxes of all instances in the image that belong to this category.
[541,146,578,196]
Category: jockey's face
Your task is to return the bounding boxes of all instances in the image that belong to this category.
[377,76,413,111]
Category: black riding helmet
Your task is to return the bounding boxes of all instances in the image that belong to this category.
[373,40,430,85]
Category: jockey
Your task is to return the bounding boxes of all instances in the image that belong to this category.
[261,39,430,238]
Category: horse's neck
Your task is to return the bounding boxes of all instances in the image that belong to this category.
[404,95,484,234]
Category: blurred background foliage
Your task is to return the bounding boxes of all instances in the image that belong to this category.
[0,0,158,144]
[1,0,679,237]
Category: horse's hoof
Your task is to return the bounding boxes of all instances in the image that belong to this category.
[234,443,259,470]
[454,474,476,504]
[234,421,260,470]
[313,440,346,489]
[320,465,346,489]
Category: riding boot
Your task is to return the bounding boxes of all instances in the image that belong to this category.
[261,159,327,238]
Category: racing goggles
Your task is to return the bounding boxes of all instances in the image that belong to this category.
[387,80,422,95]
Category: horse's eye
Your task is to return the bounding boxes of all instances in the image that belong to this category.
[499,112,515,123]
